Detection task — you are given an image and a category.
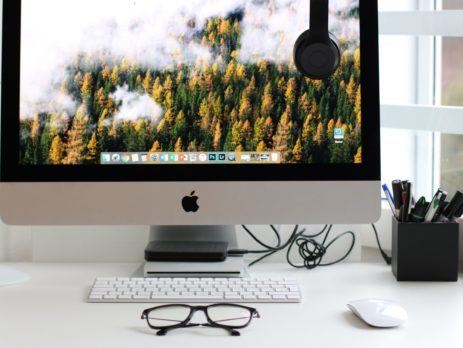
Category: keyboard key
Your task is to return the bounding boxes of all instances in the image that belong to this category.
[192,295,223,300]
[151,294,167,299]
[210,292,224,297]
[134,295,150,300]
[123,291,136,296]
[246,288,259,292]
[271,295,286,300]
[258,295,272,300]
[118,295,132,300]
[288,295,301,300]
[92,287,114,292]
[243,295,257,300]
[255,292,268,296]
[225,295,242,300]
[95,281,109,286]
[89,295,103,300]
[181,292,195,296]
[103,295,118,300]
[195,291,210,296]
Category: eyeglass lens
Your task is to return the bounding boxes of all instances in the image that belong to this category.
[207,305,253,327]
[147,306,191,328]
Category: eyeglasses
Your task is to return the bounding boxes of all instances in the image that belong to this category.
[141,303,260,336]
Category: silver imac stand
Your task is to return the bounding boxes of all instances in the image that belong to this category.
[144,226,248,278]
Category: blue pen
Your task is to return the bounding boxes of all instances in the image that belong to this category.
[382,184,398,218]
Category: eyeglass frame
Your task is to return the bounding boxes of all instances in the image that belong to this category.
[141,303,260,336]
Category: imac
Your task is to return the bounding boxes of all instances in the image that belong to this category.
[0,0,380,283]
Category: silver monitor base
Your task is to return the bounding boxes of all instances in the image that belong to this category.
[143,256,248,278]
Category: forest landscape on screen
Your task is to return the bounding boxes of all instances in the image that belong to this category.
[19,0,361,166]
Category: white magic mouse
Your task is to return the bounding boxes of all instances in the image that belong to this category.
[347,299,407,328]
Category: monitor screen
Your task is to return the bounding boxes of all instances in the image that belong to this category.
[19,0,361,167]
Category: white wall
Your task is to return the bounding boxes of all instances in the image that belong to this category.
[0,223,363,263]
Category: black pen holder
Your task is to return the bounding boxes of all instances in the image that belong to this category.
[392,217,459,281]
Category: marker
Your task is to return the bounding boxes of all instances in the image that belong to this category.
[424,189,448,223]
[392,180,403,211]
[455,200,463,218]
[442,191,463,220]
[402,182,412,222]
[382,184,398,218]
[410,197,428,222]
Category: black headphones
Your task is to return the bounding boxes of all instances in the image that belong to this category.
[293,0,340,80]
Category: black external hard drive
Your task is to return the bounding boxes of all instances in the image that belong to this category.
[144,241,229,262]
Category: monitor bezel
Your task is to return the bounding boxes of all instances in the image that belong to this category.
[1,0,380,182]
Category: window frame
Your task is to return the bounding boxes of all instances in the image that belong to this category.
[378,0,463,197]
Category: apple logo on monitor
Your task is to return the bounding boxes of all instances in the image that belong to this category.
[182,191,199,212]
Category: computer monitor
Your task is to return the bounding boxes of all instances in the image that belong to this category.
[0,0,380,229]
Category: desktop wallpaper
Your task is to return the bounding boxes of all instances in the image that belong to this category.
[19,0,361,165]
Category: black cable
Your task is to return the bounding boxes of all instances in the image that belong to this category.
[248,250,279,267]
[371,224,392,265]
[231,224,391,268]
[286,225,355,269]
[232,225,356,269]
[240,225,282,250]
[229,225,301,256]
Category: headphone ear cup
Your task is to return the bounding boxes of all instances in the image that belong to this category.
[293,29,310,76]
[328,31,341,63]
[294,30,341,80]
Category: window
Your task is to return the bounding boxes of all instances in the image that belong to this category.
[379,0,463,199]
[440,0,463,196]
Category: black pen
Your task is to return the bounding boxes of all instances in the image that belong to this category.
[442,191,463,220]
[455,201,463,218]
[402,182,412,222]
[424,189,448,223]
[392,180,403,212]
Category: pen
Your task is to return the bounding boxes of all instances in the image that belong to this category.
[442,191,463,220]
[424,189,448,223]
[455,201,463,218]
[402,182,412,222]
[392,180,403,211]
[410,197,428,222]
[382,184,398,218]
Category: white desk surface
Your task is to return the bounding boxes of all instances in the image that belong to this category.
[1,262,462,348]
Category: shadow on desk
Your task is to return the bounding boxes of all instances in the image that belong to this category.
[341,311,381,330]
[130,326,248,337]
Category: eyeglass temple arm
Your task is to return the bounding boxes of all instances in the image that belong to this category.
[156,324,240,336]
[155,323,201,336]
[198,323,241,336]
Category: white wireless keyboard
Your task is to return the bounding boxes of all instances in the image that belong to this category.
[88,277,302,303]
